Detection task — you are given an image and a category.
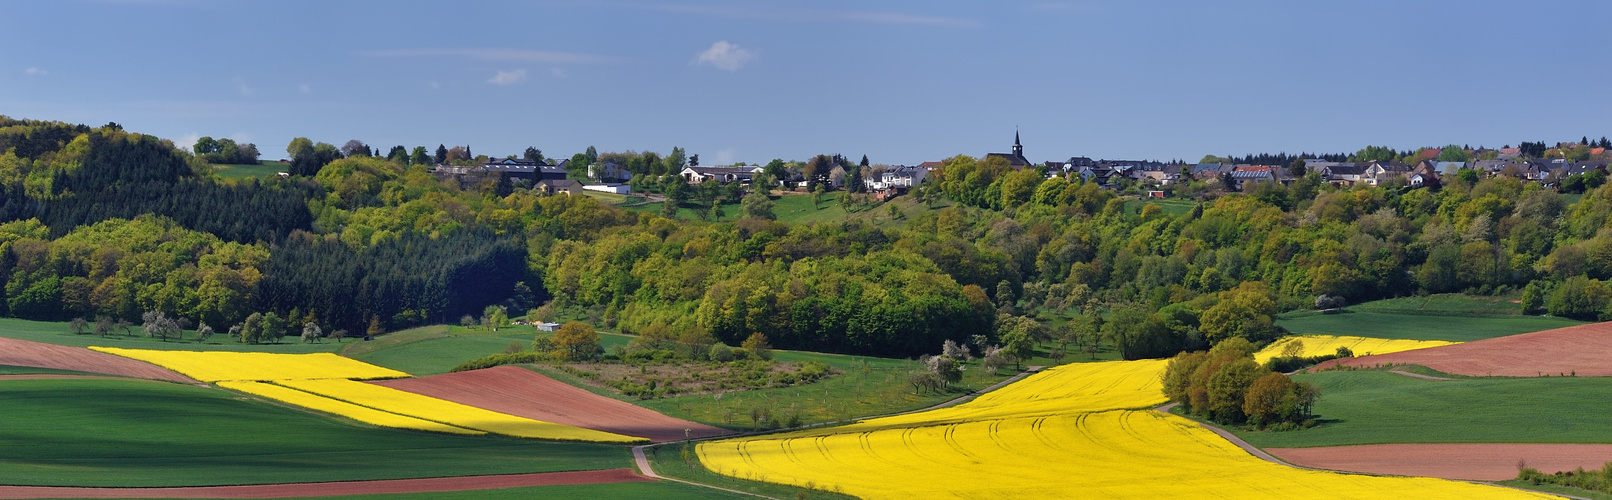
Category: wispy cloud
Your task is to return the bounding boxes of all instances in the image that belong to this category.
[298,84,311,94]
[713,148,736,165]
[488,69,527,85]
[658,4,976,28]
[24,67,46,76]
[696,41,755,71]
[232,77,254,96]
[358,48,618,64]
[176,132,200,152]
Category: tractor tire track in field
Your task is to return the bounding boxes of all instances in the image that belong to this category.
[0,469,649,499]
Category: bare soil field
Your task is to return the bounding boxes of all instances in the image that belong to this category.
[1322,321,1612,377]
[371,366,731,442]
[0,469,648,499]
[0,337,195,383]
[1268,443,1612,481]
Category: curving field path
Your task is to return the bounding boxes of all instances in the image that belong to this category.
[0,469,648,499]
[1322,321,1612,377]
[0,337,195,383]
[1268,444,1612,481]
[371,365,731,442]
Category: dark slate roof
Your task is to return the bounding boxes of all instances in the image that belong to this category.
[1324,164,1368,176]
[985,152,1031,167]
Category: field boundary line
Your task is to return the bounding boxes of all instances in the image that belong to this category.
[1388,370,1455,381]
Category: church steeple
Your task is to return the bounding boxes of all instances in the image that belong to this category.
[1012,130,1023,159]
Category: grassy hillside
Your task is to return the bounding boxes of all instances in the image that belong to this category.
[212,160,286,180]
[0,378,629,487]
[0,317,345,353]
[1233,369,1612,448]
[1276,294,1583,342]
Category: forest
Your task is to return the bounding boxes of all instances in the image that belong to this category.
[3,114,1612,359]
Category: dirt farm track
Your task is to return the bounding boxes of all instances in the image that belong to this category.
[1269,443,1612,481]
[371,365,732,442]
[1323,322,1612,377]
[0,337,196,383]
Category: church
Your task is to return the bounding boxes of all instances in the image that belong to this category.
[985,131,1032,169]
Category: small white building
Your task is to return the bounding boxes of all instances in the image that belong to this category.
[583,183,631,195]
[535,322,561,332]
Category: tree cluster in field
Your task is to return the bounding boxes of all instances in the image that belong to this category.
[191,136,260,165]
[1162,338,1320,430]
[1517,461,1612,494]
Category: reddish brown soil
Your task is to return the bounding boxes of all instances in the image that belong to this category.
[1320,321,1612,377]
[1268,443,1612,481]
[371,365,731,442]
[0,337,196,384]
[0,469,649,499]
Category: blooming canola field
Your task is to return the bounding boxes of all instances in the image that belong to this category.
[1253,335,1458,365]
[279,379,646,443]
[94,347,646,443]
[217,381,485,436]
[87,347,409,382]
[698,360,1554,499]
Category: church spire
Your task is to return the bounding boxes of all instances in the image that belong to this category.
[1012,129,1023,159]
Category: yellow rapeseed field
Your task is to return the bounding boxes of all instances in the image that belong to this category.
[698,360,1555,499]
[1253,335,1458,365]
[88,347,409,382]
[278,379,647,443]
[218,381,484,436]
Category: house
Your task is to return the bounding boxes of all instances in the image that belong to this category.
[868,165,927,192]
[535,322,560,332]
[1229,165,1279,190]
[1137,163,1182,186]
[1361,161,1409,186]
[680,165,761,184]
[1408,162,1441,188]
[538,164,568,181]
[583,183,631,195]
[1320,163,1368,185]
[588,162,633,182]
[481,158,543,181]
[984,132,1032,169]
[539,179,583,195]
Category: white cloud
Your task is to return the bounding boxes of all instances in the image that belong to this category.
[358,48,617,64]
[696,41,755,71]
[23,67,45,76]
[488,69,527,85]
[175,132,200,152]
[550,67,568,78]
[659,5,976,28]
[298,84,311,94]
[232,77,254,96]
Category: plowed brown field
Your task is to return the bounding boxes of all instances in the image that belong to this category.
[370,365,731,442]
[0,337,195,383]
[0,469,649,499]
[1268,444,1612,480]
[1322,321,1612,377]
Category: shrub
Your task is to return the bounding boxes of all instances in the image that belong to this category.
[449,352,545,372]
[710,343,735,362]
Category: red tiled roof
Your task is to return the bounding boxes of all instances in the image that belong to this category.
[1418,148,1440,159]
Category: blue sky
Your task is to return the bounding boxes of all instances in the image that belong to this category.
[3,0,1609,165]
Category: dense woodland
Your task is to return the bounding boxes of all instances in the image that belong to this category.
[2,115,1611,359]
